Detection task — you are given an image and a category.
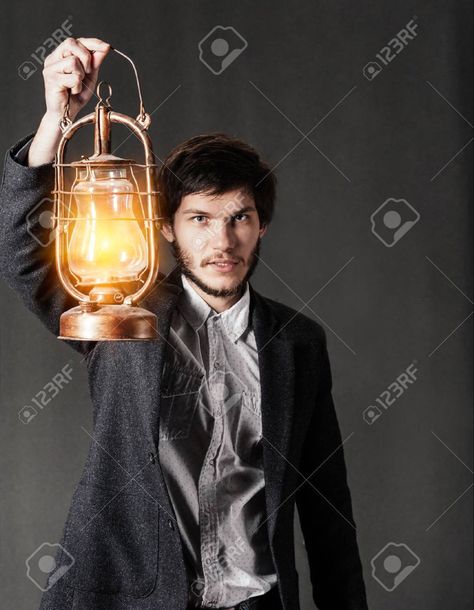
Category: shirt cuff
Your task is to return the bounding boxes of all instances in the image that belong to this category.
[14,138,33,166]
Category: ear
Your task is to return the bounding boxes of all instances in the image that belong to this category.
[259,223,268,238]
[160,221,174,243]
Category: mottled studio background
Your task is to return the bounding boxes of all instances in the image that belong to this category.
[0,2,472,609]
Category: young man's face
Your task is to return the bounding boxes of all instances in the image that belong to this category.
[161,188,267,298]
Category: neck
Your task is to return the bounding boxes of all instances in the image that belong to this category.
[185,277,245,313]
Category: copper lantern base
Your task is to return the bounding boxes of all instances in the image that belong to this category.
[59,303,158,341]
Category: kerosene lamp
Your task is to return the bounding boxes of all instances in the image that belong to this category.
[52,47,160,341]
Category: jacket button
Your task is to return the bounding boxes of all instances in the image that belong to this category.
[168,519,175,530]
[148,452,156,464]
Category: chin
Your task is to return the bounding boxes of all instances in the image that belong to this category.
[191,265,246,295]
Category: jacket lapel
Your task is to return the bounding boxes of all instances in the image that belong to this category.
[135,270,184,452]
[249,285,296,541]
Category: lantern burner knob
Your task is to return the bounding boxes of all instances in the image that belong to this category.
[89,286,125,305]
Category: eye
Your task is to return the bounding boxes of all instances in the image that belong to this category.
[191,215,207,223]
[233,213,249,222]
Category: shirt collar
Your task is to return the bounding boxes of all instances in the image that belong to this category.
[178,273,251,343]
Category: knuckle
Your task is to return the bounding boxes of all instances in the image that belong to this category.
[66,56,79,70]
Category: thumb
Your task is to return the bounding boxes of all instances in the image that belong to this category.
[89,47,111,75]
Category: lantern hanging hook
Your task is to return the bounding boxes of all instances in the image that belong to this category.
[96,81,113,107]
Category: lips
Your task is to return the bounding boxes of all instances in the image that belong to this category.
[208,259,239,264]
[207,259,240,273]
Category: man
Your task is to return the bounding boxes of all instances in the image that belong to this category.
[0,37,368,610]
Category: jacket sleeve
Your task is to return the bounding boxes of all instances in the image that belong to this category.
[295,327,368,609]
[0,132,96,357]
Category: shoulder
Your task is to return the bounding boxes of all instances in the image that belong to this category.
[258,292,327,346]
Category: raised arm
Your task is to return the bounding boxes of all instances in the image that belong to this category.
[0,37,111,357]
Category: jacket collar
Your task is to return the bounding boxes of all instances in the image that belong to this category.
[158,265,279,340]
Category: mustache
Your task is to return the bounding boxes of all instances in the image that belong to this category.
[170,238,261,272]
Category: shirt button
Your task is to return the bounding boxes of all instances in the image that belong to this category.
[167,519,175,530]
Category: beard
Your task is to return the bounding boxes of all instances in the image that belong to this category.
[169,233,262,298]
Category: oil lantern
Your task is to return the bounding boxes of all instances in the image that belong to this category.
[52,47,160,341]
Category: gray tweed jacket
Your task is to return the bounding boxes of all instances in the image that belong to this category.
[0,133,368,610]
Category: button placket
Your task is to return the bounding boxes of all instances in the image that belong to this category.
[199,316,225,606]
[163,282,275,606]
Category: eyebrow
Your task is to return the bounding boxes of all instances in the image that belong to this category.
[182,206,256,216]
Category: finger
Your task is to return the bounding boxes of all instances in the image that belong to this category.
[56,73,84,95]
[88,47,110,74]
[76,38,111,74]
[44,56,85,87]
[45,37,92,74]
[76,37,111,54]
[60,55,86,79]
[61,38,95,73]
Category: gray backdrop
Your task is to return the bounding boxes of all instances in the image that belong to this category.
[0,1,472,609]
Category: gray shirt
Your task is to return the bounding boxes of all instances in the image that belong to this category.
[159,273,277,608]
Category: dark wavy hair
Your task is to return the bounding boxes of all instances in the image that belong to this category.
[157,133,276,228]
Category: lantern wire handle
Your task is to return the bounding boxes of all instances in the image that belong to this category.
[109,46,148,123]
[60,45,150,131]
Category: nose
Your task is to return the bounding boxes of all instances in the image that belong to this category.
[210,218,237,251]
